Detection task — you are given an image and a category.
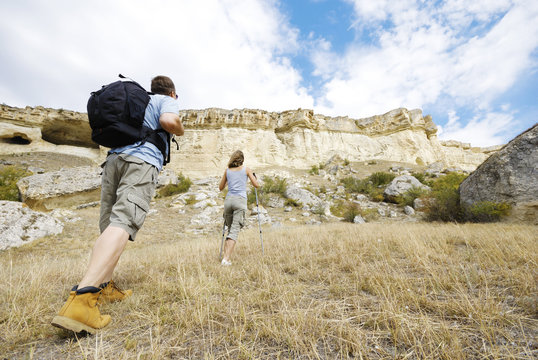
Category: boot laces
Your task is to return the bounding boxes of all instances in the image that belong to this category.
[110,280,125,295]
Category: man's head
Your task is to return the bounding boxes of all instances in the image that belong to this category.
[151,75,177,99]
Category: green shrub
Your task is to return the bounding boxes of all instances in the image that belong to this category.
[343,159,350,166]
[411,172,426,184]
[395,186,431,207]
[330,200,363,222]
[465,201,511,222]
[369,188,385,202]
[424,173,467,222]
[311,202,326,216]
[341,175,391,202]
[343,202,362,223]
[361,208,380,222]
[309,165,319,175]
[284,198,301,207]
[0,165,31,201]
[341,176,371,194]
[185,195,197,206]
[262,176,287,195]
[157,173,192,197]
[330,200,346,217]
[247,188,268,206]
[368,172,396,187]
[431,172,467,192]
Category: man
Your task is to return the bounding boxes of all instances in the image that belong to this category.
[51,75,184,334]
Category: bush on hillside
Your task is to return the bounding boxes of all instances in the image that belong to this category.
[309,165,320,175]
[341,176,371,194]
[0,165,31,201]
[411,172,428,185]
[424,173,467,222]
[394,186,431,207]
[330,200,377,222]
[157,173,192,197]
[262,176,287,196]
[247,188,268,206]
[341,172,395,202]
[284,198,301,207]
[465,201,512,223]
[368,172,396,187]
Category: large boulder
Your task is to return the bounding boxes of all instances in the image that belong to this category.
[384,175,430,202]
[17,166,102,211]
[459,124,538,224]
[284,184,321,207]
[0,201,63,250]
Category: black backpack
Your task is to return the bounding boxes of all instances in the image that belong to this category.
[87,74,173,165]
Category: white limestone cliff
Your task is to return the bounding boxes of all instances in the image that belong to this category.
[0,104,500,178]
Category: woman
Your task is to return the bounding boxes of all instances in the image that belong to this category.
[218,150,259,265]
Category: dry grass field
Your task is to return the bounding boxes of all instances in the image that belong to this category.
[1,213,537,359]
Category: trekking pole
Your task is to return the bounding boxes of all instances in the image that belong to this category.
[219,221,226,260]
[253,173,264,255]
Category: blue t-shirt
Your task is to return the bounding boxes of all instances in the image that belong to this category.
[110,94,180,171]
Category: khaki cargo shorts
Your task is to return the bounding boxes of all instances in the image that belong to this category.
[99,153,159,241]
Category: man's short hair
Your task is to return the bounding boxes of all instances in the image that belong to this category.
[151,75,175,96]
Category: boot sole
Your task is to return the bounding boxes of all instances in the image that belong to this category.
[51,316,98,334]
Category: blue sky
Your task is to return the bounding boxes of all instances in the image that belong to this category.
[1,0,537,147]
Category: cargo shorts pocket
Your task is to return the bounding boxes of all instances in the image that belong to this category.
[127,192,149,230]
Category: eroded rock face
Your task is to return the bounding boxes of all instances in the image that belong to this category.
[17,166,102,211]
[459,124,538,224]
[0,104,498,178]
[0,104,95,147]
[0,201,63,250]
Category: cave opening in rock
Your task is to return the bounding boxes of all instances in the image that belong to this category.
[1,136,31,145]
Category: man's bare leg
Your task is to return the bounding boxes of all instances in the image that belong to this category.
[78,226,129,288]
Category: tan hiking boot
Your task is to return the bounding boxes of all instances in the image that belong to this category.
[51,287,111,334]
[98,280,133,304]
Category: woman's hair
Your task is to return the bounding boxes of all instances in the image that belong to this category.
[151,75,176,95]
[228,150,244,168]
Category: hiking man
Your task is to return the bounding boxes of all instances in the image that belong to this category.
[218,150,259,265]
[51,75,184,334]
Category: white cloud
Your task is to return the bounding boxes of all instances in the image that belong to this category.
[0,0,314,112]
[438,110,515,147]
[0,0,536,148]
[311,0,538,146]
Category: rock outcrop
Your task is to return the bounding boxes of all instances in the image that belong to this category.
[0,201,63,250]
[384,175,430,202]
[459,124,538,224]
[17,166,102,211]
[177,107,498,177]
[1,104,500,178]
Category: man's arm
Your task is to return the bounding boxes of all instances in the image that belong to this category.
[159,113,184,136]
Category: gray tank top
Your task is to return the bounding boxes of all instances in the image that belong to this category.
[226,167,247,199]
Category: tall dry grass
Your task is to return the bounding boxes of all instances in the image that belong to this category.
[1,222,537,359]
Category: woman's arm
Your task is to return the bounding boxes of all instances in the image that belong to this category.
[219,169,227,191]
[246,167,260,188]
